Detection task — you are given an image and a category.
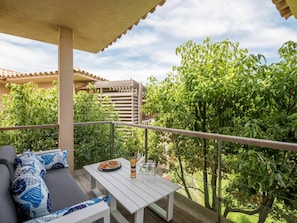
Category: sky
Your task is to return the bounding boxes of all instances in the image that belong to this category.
[0,0,297,84]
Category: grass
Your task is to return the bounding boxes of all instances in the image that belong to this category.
[228,214,256,223]
[227,212,281,223]
[175,171,284,223]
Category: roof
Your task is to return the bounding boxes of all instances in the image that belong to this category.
[0,0,166,53]
[272,0,297,19]
[79,79,147,91]
[0,68,107,84]
[94,79,141,89]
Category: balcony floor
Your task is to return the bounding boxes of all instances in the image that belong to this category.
[73,169,228,223]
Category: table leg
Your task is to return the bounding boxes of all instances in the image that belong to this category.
[90,175,104,196]
[109,194,117,212]
[166,192,174,221]
[109,194,131,223]
[91,175,96,190]
[149,192,175,222]
[134,208,144,223]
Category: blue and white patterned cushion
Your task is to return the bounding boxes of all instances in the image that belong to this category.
[11,171,52,220]
[14,153,46,179]
[23,195,110,223]
[36,150,69,170]
[14,165,42,180]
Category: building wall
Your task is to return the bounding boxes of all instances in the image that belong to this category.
[0,83,9,96]
[0,75,145,124]
[94,80,145,124]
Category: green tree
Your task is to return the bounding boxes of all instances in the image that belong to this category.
[223,41,297,223]
[73,85,124,169]
[144,37,264,211]
[176,38,265,211]
[0,82,58,150]
[0,82,124,169]
[144,38,297,222]
[143,74,196,199]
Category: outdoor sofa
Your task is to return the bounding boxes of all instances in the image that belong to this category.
[0,145,110,223]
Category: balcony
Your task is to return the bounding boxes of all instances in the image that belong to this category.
[74,169,222,223]
[1,121,296,223]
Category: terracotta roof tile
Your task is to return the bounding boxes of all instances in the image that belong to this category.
[0,68,22,79]
[73,68,108,81]
[103,0,166,51]
[273,0,294,19]
[0,68,107,82]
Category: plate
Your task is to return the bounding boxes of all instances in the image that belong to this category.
[98,160,121,172]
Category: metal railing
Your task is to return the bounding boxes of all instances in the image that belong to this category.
[2,121,295,153]
[1,121,296,222]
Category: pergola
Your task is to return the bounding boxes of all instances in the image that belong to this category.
[0,0,166,173]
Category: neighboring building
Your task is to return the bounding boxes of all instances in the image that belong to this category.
[0,68,145,124]
[0,68,107,96]
[80,80,145,124]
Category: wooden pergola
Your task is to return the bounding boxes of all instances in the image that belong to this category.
[0,0,166,173]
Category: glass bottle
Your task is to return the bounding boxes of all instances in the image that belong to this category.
[130,153,136,178]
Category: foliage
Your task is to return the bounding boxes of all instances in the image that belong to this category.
[0,82,58,151]
[73,85,121,169]
[144,37,265,211]
[223,41,297,223]
[143,37,297,222]
[0,82,124,169]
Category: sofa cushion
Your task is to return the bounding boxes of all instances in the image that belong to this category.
[23,196,110,223]
[14,153,46,179]
[11,171,52,220]
[0,164,18,223]
[36,150,69,170]
[0,145,17,179]
[14,165,44,181]
[44,168,87,211]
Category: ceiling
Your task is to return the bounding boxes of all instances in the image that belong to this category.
[273,0,297,19]
[0,0,165,53]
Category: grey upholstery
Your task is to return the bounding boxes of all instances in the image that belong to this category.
[0,164,18,223]
[0,145,17,179]
[0,145,89,222]
[45,168,87,211]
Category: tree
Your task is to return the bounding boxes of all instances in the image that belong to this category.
[0,82,124,169]
[73,85,121,168]
[143,74,195,199]
[144,37,264,211]
[0,82,58,150]
[223,41,297,223]
[144,38,297,222]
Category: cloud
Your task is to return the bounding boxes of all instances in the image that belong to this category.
[0,34,57,72]
[108,30,160,50]
[0,0,297,83]
[144,0,260,38]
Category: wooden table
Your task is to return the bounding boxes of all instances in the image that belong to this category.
[84,158,180,223]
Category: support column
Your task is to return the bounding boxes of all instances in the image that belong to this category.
[138,83,143,124]
[58,26,74,174]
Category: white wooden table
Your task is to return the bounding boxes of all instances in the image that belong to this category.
[84,158,180,223]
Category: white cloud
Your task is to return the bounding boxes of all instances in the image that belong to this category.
[145,0,261,38]
[108,30,160,50]
[0,0,297,83]
[0,34,57,72]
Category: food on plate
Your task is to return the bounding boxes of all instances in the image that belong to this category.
[99,160,119,169]
[99,162,107,169]
[108,160,119,168]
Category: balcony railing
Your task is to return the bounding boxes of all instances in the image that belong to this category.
[1,121,296,223]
